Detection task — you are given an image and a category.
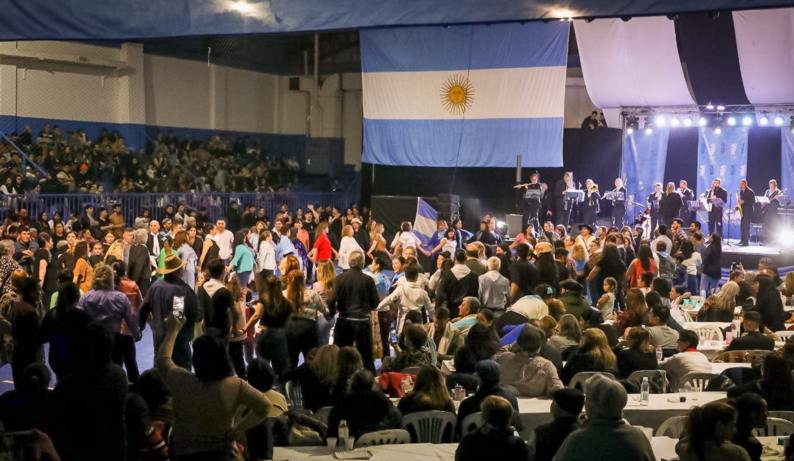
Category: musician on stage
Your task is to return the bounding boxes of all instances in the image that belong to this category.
[554,171,575,226]
[761,179,783,240]
[705,178,728,237]
[737,179,755,246]
[677,179,695,224]
[611,177,627,229]
[660,182,684,227]
[514,172,543,232]
[581,179,600,229]
[647,182,663,231]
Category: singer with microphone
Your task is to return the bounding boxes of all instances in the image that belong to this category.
[705,178,728,237]
[647,183,663,232]
[738,179,755,246]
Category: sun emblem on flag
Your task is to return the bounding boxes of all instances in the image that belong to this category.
[440,74,474,115]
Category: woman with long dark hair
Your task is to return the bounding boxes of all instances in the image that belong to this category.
[626,244,657,288]
[588,242,627,303]
[700,233,722,295]
[229,230,254,289]
[284,269,328,368]
[560,328,618,386]
[676,402,747,461]
[753,274,786,332]
[398,365,455,416]
[535,245,559,294]
[678,240,702,296]
[72,241,93,293]
[249,275,293,379]
[728,355,794,411]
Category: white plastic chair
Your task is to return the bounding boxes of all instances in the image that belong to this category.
[314,406,333,425]
[460,412,484,437]
[679,372,719,392]
[627,370,669,394]
[692,325,723,342]
[775,331,794,341]
[753,417,794,437]
[568,371,616,390]
[402,410,457,443]
[770,411,794,424]
[656,416,688,438]
[285,381,303,409]
[355,429,411,447]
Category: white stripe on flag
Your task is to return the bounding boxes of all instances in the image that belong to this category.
[363,67,566,120]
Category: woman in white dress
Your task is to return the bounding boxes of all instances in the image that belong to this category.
[430,228,458,256]
[338,224,363,270]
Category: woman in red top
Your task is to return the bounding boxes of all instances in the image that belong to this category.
[309,222,336,264]
[111,260,143,383]
[626,243,657,288]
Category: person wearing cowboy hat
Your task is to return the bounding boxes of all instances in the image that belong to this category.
[350,217,370,251]
[576,224,595,249]
[139,253,199,370]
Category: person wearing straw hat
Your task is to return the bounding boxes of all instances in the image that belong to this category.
[139,253,199,370]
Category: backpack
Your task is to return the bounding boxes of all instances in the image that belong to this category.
[658,254,675,282]
[673,263,687,286]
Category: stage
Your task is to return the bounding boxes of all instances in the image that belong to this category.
[721,239,794,274]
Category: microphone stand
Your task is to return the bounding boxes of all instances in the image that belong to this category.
[726,190,737,247]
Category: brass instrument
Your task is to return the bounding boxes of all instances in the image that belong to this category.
[735,191,742,218]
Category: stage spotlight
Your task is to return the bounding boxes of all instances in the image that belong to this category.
[655,115,666,127]
[496,220,506,229]
[713,126,723,135]
[741,116,753,126]
[705,102,715,110]
[644,127,653,135]
[626,127,634,134]
[727,116,737,126]
[698,117,708,127]
[774,115,785,126]
[716,105,726,112]
[670,117,680,127]
[759,115,769,126]
[682,117,693,127]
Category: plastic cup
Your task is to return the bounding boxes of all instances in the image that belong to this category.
[343,437,355,451]
[326,437,338,450]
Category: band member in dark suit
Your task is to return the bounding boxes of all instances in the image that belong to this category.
[677,180,695,225]
[581,179,600,229]
[647,183,663,232]
[611,178,627,229]
[738,179,756,246]
[761,179,783,243]
[705,178,728,237]
[554,172,574,226]
[659,182,684,228]
[514,172,543,232]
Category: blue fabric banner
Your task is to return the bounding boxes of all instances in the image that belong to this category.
[360,22,568,167]
[783,128,794,194]
[621,128,670,223]
[697,127,749,238]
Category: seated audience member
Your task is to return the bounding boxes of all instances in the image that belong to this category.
[453,323,502,375]
[660,330,712,392]
[548,314,582,355]
[754,274,786,332]
[332,346,364,400]
[398,365,455,416]
[283,344,339,412]
[726,311,774,352]
[676,402,751,461]
[558,280,590,319]
[645,304,679,349]
[155,315,270,460]
[730,394,768,461]
[561,329,618,386]
[783,341,794,370]
[327,370,402,439]
[452,296,481,332]
[246,359,289,417]
[426,306,463,364]
[456,396,530,461]
[457,360,522,437]
[644,291,685,333]
[553,374,655,461]
[495,290,549,334]
[615,288,647,337]
[580,308,618,348]
[385,323,435,372]
[495,324,563,397]
[697,281,739,322]
[0,363,52,432]
[616,327,658,379]
[479,256,510,312]
[728,355,794,411]
[531,388,585,461]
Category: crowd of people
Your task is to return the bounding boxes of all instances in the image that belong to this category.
[0,125,304,195]
[0,200,792,461]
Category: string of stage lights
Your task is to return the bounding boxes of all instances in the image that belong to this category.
[621,104,794,135]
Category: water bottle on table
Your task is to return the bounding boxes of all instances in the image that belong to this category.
[640,377,650,406]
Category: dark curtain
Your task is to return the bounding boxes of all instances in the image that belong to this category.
[747,127,782,195]
[664,129,699,189]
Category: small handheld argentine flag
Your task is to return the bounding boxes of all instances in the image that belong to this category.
[413,198,438,247]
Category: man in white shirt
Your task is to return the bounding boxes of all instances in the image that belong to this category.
[213,218,235,262]
[659,330,712,391]
[479,257,510,311]
[644,304,679,348]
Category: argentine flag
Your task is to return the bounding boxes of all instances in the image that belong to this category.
[360,22,569,168]
[413,198,438,246]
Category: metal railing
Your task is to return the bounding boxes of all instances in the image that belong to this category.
[0,190,358,224]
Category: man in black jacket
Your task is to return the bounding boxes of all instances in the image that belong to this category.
[738,179,756,246]
[457,360,523,438]
[706,178,728,237]
[334,250,380,371]
[438,249,479,318]
[531,388,584,461]
[128,229,153,296]
[727,311,774,352]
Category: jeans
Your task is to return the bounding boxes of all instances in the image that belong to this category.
[687,274,700,295]
[112,333,140,383]
[228,340,246,378]
[285,316,319,368]
[256,327,289,380]
[700,274,721,296]
[236,271,251,290]
[334,317,375,371]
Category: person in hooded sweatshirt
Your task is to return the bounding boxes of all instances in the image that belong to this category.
[437,249,479,318]
[376,264,433,334]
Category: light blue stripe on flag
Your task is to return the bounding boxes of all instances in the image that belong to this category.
[361,22,569,72]
[414,198,438,246]
[363,118,563,167]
